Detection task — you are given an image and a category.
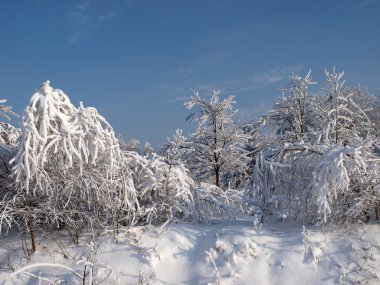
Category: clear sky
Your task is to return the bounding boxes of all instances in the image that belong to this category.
[0,0,379,148]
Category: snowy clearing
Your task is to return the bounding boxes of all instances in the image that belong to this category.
[1,219,380,285]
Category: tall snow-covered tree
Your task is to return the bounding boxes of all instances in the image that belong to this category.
[184,91,250,188]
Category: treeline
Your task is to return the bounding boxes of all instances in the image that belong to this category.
[0,68,379,254]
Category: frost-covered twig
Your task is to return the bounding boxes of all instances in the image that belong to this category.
[205,249,221,285]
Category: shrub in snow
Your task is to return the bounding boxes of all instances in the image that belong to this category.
[308,67,380,223]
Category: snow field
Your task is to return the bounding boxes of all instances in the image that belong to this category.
[1,220,380,285]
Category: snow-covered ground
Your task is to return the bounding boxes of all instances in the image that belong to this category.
[1,219,380,284]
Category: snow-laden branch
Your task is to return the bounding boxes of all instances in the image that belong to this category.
[10,262,83,280]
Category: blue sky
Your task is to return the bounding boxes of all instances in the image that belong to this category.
[0,0,379,147]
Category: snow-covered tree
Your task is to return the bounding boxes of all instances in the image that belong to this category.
[0,99,17,121]
[120,129,241,224]
[246,68,380,224]
[0,99,19,145]
[122,142,198,225]
[143,141,154,157]
[140,153,198,224]
[318,68,373,145]
[245,142,325,222]
[57,102,137,235]
[125,138,140,154]
[0,98,19,240]
[184,91,250,188]
[195,182,244,221]
[309,145,363,222]
[158,130,197,221]
[308,141,380,223]
[269,71,319,143]
[0,123,20,146]
[0,98,18,180]
[351,89,380,132]
[1,81,137,250]
[0,143,17,229]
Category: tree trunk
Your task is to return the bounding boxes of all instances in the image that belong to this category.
[215,166,220,188]
[27,217,36,253]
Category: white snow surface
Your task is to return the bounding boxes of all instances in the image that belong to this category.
[1,219,380,284]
